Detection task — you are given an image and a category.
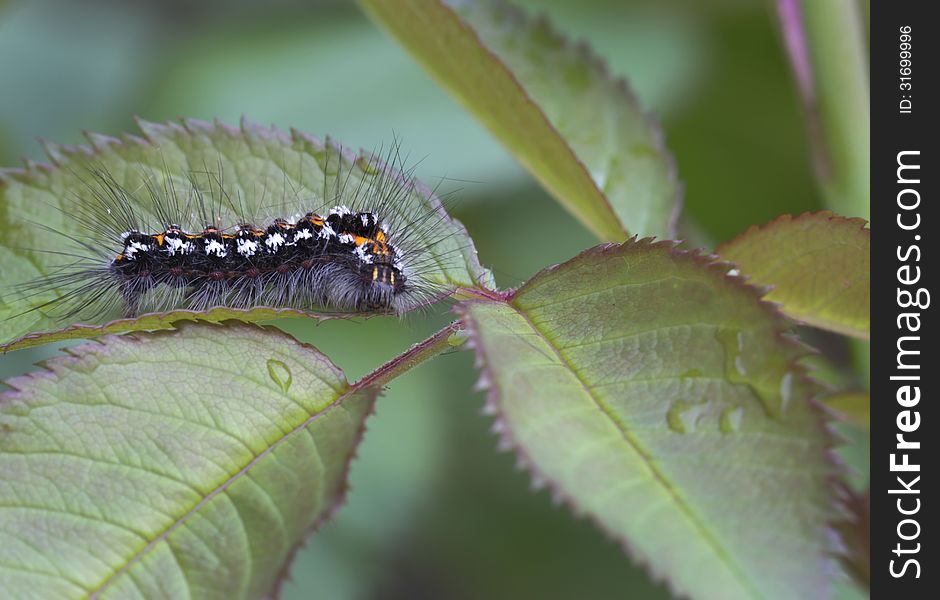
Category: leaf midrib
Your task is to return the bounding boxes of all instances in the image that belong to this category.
[506,298,761,598]
[86,383,365,599]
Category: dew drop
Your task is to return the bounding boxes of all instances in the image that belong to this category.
[747,373,793,420]
[267,359,293,393]
[719,405,744,434]
[666,400,707,434]
[716,328,786,420]
[715,328,748,385]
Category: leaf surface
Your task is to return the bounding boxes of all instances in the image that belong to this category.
[0,118,490,346]
[460,239,836,599]
[0,323,378,599]
[358,0,680,241]
[718,212,869,338]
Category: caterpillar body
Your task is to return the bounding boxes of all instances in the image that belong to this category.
[109,205,409,317]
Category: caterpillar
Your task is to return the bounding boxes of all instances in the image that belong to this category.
[107,204,411,316]
[12,138,467,322]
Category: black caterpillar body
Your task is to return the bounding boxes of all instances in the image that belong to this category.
[110,205,409,316]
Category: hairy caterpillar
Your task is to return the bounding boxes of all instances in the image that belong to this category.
[11,136,468,322]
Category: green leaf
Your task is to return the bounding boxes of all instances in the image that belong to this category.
[0,118,491,346]
[459,238,836,599]
[358,0,680,242]
[0,323,379,598]
[718,211,870,339]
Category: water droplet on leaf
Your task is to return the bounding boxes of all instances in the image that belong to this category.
[716,328,791,420]
[716,328,748,383]
[267,359,293,393]
[719,405,744,433]
[667,400,708,434]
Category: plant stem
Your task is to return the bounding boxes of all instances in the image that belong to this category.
[778,0,869,220]
[353,320,466,389]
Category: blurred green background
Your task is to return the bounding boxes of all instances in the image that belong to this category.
[1,0,865,598]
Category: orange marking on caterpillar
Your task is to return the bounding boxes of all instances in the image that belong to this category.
[352,235,391,256]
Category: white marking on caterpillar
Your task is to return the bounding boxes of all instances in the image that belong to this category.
[318,223,336,240]
[265,232,286,251]
[205,239,227,257]
[392,245,405,271]
[338,234,355,244]
[295,228,313,240]
[236,238,260,257]
[165,237,193,256]
[354,244,373,264]
[361,214,370,227]
[330,205,352,216]
[124,241,150,259]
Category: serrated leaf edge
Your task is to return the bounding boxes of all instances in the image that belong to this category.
[716,210,870,257]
